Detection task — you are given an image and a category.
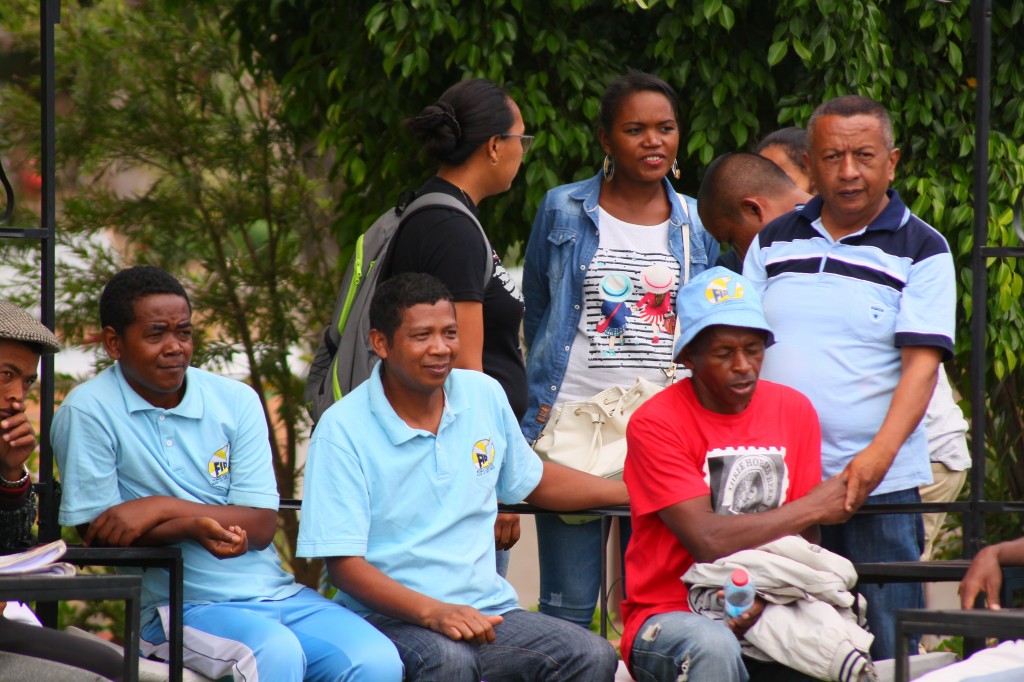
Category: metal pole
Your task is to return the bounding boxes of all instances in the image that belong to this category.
[37,0,60,544]
[966,0,991,560]
[34,0,60,630]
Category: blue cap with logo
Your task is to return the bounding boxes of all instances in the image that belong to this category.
[672,266,774,361]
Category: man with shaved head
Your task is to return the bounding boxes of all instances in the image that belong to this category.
[697,152,811,272]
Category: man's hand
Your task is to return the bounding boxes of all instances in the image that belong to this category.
[718,592,766,639]
[841,445,896,512]
[423,603,504,644]
[494,513,521,551]
[838,346,940,512]
[960,545,1004,610]
[801,474,853,526]
[0,402,36,481]
[193,518,248,559]
[84,498,168,547]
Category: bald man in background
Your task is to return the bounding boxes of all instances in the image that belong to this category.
[697,152,811,273]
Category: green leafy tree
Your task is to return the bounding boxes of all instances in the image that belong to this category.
[2,0,1023,580]
[230,0,1024,548]
[1,0,339,587]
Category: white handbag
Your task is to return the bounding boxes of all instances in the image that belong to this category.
[532,376,665,480]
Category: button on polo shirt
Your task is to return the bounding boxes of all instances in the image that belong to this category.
[298,364,543,617]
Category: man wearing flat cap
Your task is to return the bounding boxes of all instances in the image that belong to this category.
[619,267,855,682]
[0,300,126,680]
[0,300,61,552]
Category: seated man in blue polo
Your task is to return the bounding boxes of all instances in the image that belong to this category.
[53,265,401,682]
[297,272,626,682]
[622,267,856,682]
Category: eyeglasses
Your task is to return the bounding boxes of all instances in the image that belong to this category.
[501,133,535,155]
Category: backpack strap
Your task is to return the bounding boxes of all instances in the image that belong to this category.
[394,192,495,289]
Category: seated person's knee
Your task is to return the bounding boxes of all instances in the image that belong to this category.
[249,627,306,677]
[637,613,742,661]
[587,635,620,675]
[345,637,403,680]
[406,636,480,682]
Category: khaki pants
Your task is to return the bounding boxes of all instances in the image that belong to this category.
[918,462,969,561]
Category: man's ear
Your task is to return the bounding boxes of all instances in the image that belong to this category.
[369,329,389,361]
[677,347,696,371]
[101,326,121,360]
[887,146,901,183]
[741,197,767,226]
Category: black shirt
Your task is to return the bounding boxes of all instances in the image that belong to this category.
[387,176,528,421]
[717,248,743,274]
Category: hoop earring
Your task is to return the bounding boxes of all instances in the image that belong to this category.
[671,159,681,180]
[603,155,614,181]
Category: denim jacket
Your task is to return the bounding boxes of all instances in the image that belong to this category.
[520,172,719,442]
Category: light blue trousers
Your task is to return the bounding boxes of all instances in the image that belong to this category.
[141,586,402,682]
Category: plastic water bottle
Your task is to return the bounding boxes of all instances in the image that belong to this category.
[723,568,756,618]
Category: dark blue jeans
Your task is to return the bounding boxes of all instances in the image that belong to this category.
[819,487,925,661]
[630,611,818,682]
[536,515,631,627]
[367,608,618,681]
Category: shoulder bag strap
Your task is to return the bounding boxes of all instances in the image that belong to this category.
[678,193,691,285]
[663,196,691,384]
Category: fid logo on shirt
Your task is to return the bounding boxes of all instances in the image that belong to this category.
[472,438,495,475]
[208,444,230,482]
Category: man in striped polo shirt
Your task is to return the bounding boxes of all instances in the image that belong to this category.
[743,95,956,661]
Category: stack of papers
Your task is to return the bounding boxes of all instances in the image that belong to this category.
[0,539,76,576]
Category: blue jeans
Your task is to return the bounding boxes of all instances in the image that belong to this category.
[536,514,631,627]
[819,487,925,661]
[496,549,510,578]
[367,607,617,682]
[140,587,402,682]
[631,610,746,682]
[630,611,817,682]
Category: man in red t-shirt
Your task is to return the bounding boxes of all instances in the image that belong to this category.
[622,267,853,682]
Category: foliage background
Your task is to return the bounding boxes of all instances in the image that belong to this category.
[206,0,1024,549]
[1,0,1022,586]
[1,0,340,587]
[230,3,1024,545]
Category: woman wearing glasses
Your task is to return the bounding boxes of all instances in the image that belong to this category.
[387,78,532,574]
[521,71,718,629]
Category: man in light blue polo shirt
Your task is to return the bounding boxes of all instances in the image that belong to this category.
[53,266,401,682]
[743,95,956,660]
[298,272,627,682]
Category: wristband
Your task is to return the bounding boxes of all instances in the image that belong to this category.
[0,466,30,489]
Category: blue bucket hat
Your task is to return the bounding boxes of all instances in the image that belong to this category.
[672,266,774,361]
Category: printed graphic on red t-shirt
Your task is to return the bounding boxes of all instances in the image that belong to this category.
[704,446,790,515]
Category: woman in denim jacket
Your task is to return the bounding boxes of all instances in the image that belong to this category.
[520,71,718,628]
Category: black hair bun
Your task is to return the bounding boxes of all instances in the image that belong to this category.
[410,102,461,158]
